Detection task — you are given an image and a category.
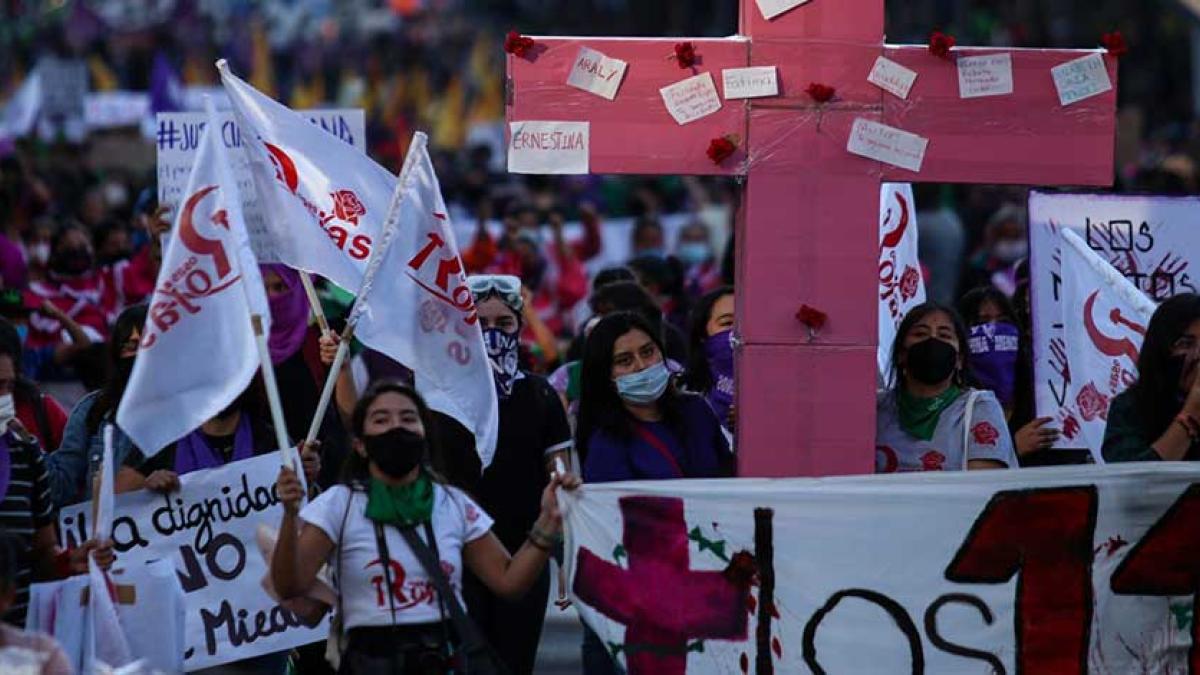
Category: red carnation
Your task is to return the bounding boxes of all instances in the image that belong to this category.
[674,42,697,69]
[722,551,759,590]
[706,136,737,165]
[971,421,1000,446]
[805,82,836,103]
[504,31,536,58]
[928,31,956,59]
[1101,31,1128,58]
[796,305,825,331]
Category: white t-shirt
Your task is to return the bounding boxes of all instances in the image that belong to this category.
[875,388,1018,472]
[300,483,494,629]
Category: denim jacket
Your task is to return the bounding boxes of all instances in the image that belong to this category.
[45,391,139,507]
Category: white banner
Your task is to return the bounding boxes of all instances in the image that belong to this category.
[1029,192,1200,449]
[155,109,366,263]
[878,183,925,383]
[1058,230,1158,461]
[58,453,326,671]
[565,465,1200,674]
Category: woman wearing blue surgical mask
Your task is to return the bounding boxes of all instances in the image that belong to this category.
[577,311,734,482]
[461,274,574,675]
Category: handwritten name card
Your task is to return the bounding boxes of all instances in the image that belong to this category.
[846,118,929,173]
[867,57,918,100]
[566,47,628,101]
[722,67,779,100]
[957,53,1014,99]
[1051,53,1113,106]
[660,72,723,125]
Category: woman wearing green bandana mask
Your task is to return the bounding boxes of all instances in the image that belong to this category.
[875,302,1018,473]
[271,381,580,674]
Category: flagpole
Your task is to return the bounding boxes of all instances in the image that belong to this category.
[298,271,331,335]
[302,131,428,444]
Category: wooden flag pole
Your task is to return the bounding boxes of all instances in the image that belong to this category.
[298,271,331,336]
[304,320,355,444]
[251,314,296,466]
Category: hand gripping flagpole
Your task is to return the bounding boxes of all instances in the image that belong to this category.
[205,94,294,465]
[303,131,429,445]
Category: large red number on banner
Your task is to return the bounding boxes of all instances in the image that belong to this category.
[1110,484,1200,674]
[945,487,1097,674]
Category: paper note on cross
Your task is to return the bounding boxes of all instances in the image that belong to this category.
[507,1,1117,477]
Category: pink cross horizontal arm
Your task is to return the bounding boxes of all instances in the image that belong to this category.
[507,0,1117,478]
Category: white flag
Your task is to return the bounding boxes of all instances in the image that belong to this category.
[1058,229,1157,460]
[0,72,41,140]
[218,60,387,295]
[117,99,269,456]
[878,183,925,384]
[353,135,499,466]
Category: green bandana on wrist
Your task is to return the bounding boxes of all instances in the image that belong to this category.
[365,473,434,527]
[898,385,962,441]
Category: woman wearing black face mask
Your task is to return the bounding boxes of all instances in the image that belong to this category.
[45,304,149,507]
[875,302,1018,472]
[1103,294,1200,462]
[271,381,579,674]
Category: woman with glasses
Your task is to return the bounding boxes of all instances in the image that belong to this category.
[1104,293,1200,462]
[461,274,574,675]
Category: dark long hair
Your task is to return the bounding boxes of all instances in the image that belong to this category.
[958,286,1017,326]
[890,302,972,393]
[684,286,734,393]
[576,312,686,461]
[0,318,43,405]
[340,380,446,485]
[1127,293,1200,440]
[86,304,148,435]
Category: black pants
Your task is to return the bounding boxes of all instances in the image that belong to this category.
[340,623,455,675]
[463,567,550,675]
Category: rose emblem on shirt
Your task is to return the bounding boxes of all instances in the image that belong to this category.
[898,266,921,302]
[920,450,946,471]
[971,421,1000,446]
[331,189,367,225]
[1076,382,1110,422]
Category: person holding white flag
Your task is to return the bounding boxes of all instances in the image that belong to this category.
[1102,293,1200,463]
[116,97,291,462]
[218,61,498,467]
[1056,230,1161,461]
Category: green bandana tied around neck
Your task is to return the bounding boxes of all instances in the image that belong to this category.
[898,386,962,442]
[365,473,434,527]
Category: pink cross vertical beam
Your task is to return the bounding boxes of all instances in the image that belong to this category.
[507,0,1117,477]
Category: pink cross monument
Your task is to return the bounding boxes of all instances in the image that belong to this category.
[507,1,1117,477]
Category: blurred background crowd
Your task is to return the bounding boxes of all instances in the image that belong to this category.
[0,0,1196,398]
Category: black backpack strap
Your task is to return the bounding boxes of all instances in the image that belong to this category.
[396,523,509,675]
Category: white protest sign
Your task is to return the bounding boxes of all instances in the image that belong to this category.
[721,67,779,100]
[1052,53,1113,106]
[58,454,327,671]
[847,118,928,172]
[507,121,590,174]
[1029,191,1200,450]
[566,464,1200,674]
[957,53,1014,99]
[566,47,628,101]
[755,0,813,20]
[659,72,723,125]
[878,184,925,383]
[155,109,366,263]
[867,56,918,100]
[85,92,151,130]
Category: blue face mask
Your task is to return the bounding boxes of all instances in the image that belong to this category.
[14,324,28,346]
[614,362,670,404]
[676,242,710,266]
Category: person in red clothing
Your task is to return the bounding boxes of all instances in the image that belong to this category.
[0,320,68,453]
[23,224,152,349]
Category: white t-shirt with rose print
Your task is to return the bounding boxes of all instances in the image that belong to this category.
[875,388,1018,472]
[300,482,493,629]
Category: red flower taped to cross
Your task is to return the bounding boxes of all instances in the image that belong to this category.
[674,42,697,69]
[331,189,366,225]
[504,31,536,58]
[707,136,737,165]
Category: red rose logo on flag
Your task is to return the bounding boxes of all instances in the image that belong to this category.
[920,450,946,471]
[898,266,920,301]
[1076,382,1110,421]
[331,189,367,225]
[972,421,1000,446]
